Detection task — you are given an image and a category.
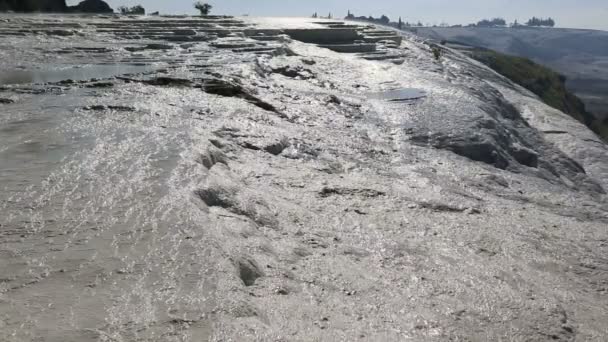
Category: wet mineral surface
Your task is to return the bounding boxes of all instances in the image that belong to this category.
[1,14,608,341]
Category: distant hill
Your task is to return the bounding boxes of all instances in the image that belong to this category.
[463,47,607,140]
[0,0,67,12]
[0,0,113,13]
[69,0,113,13]
[413,26,608,122]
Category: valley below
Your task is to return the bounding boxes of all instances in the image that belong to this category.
[415,26,608,121]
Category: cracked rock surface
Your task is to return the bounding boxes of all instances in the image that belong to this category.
[1,15,608,341]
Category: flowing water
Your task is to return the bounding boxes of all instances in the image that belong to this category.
[368,88,426,101]
[0,87,215,340]
[0,64,156,85]
[2,14,608,342]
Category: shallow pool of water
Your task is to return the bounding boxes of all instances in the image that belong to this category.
[368,88,426,102]
[0,64,156,85]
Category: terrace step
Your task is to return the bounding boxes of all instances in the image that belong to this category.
[250,35,284,42]
[363,35,402,44]
[362,30,396,36]
[232,46,277,53]
[319,43,377,53]
[284,28,361,44]
[360,53,406,61]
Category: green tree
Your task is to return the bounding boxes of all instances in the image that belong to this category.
[194,1,212,15]
[119,5,145,15]
[526,17,555,27]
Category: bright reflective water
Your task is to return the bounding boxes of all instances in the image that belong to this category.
[368,88,426,101]
[0,64,155,85]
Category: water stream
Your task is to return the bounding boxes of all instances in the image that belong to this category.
[0,64,155,85]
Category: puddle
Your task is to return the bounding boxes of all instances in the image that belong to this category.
[368,88,426,102]
[0,64,156,85]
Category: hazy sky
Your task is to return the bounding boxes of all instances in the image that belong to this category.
[68,0,608,30]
